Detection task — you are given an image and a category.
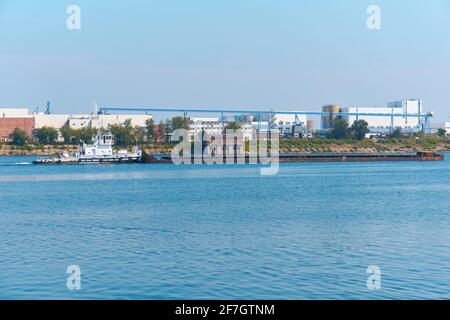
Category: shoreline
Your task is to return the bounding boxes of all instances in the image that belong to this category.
[1,139,449,157]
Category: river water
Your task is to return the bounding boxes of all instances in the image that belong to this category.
[0,156,449,299]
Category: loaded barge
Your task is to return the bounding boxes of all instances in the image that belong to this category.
[144,151,444,164]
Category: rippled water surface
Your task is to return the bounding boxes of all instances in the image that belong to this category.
[1,156,449,299]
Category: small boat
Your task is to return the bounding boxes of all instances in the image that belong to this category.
[33,131,143,165]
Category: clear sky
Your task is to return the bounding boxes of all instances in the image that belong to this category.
[1,0,449,121]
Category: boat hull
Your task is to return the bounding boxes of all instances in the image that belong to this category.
[33,156,142,165]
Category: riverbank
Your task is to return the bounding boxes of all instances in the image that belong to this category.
[0,145,78,156]
[1,137,449,156]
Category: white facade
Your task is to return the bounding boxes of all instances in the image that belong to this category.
[273,114,307,127]
[187,113,308,141]
[69,114,152,130]
[430,122,450,136]
[0,108,32,118]
[93,115,152,129]
[0,108,152,130]
[273,113,308,136]
[188,117,223,140]
[188,118,253,141]
[342,99,424,133]
[34,114,70,129]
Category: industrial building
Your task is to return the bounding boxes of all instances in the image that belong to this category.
[321,105,341,130]
[322,99,428,134]
[189,117,225,140]
[187,117,254,141]
[33,114,72,130]
[0,102,438,143]
[185,113,308,141]
[1,108,32,118]
[68,114,152,130]
[272,113,308,137]
[0,108,34,142]
[0,117,34,142]
[0,107,152,142]
[430,122,450,136]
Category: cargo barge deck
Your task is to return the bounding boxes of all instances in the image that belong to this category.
[143,151,444,164]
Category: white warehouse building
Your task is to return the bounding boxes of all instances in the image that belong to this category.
[0,108,33,118]
[1,107,153,133]
[430,122,450,136]
[341,99,425,133]
[188,117,254,141]
[186,113,308,141]
[68,114,152,130]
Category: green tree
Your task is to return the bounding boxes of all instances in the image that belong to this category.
[110,123,134,146]
[9,128,29,146]
[133,126,146,144]
[78,127,98,144]
[157,121,167,143]
[163,119,172,142]
[123,118,133,129]
[330,119,349,139]
[437,128,447,138]
[60,125,97,144]
[145,118,155,142]
[390,127,404,139]
[223,122,242,132]
[35,126,59,144]
[60,125,77,144]
[350,120,370,141]
[170,116,190,131]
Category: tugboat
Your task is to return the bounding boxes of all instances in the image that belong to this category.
[33,131,143,164]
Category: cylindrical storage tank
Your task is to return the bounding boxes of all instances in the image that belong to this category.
[322,104,341,130]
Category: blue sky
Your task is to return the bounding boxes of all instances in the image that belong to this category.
[1,0,450,120]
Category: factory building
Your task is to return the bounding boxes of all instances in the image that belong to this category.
[1,108,32,118]
[68,114,152,130]
[272,113,308,137]
[0,118,34,142]
[430,122,450,136]
[0,108,34,142]
[189,117,224,140]
[33,114,71,129]
[185,113,308,142]
[322,99,427,133]
[0,107,153,142]
[187,117,253,141]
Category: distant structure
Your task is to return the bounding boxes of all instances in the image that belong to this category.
[0,108,34,142]
[68,114,151,130]
[321,105,341,130]
[322,99,431,134]
[430,122,450,136]
[0,100,436,143]
[186,113,308,141]
[0,106,152,142]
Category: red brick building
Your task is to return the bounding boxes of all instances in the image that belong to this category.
[0,118,34,142]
